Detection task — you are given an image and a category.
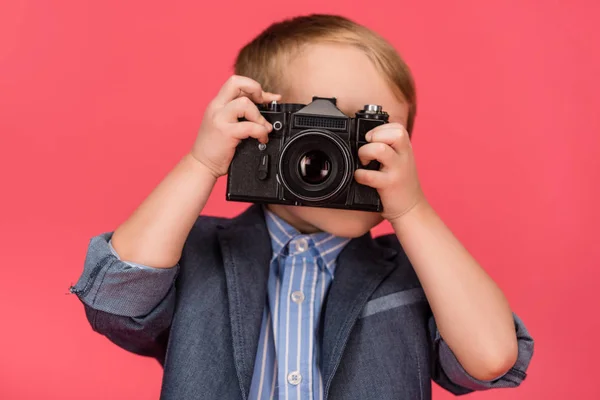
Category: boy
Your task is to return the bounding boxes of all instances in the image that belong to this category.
[71,14,533,400]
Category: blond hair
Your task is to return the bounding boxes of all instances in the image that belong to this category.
[234,14,417,134]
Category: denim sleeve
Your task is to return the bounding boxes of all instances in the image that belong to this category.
[70,233,178,317]
[429,313,534,395]
[70,232,179,363]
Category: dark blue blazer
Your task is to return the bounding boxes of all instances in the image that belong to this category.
[72,205,533,399]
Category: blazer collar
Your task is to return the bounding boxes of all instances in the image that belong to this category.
[321,231,398,398]
[217,204,271,400]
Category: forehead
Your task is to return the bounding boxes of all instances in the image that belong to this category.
[283,43,408,124]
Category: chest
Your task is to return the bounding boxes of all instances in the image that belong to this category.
[166,246,434,400]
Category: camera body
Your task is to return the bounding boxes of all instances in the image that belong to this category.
[226,97,388,212]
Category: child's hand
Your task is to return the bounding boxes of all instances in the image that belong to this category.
[191,75,281,178]
[354,123,426,222]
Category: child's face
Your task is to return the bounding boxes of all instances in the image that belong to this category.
[267,43,410,237]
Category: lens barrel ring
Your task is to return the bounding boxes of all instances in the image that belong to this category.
[278,130,353,203]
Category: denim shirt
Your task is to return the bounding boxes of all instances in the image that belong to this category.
[71,205,534,399]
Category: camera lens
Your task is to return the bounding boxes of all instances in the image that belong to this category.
[278,130,353,204]
[298,151,331,185]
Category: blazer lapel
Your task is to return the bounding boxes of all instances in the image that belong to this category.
[217,205,272,400]
[321,233,399,398]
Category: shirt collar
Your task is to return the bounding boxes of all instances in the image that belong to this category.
[263,207,350,275]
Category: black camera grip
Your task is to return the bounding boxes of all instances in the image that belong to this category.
[362,160,381,171]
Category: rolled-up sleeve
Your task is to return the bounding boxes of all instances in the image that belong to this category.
[430,314,534,395]
[70,232,179,318]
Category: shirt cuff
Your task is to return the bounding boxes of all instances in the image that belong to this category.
[432,313,534,391]
[70,232,179,318]
[108,239,159,270]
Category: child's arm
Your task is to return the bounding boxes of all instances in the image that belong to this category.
[355,123,531,382]
[111,76,280,268]
[71,76,280,359]
[391,201,518,379]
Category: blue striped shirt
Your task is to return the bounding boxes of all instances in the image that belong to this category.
[248,208,350,400]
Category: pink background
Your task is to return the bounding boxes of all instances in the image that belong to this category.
[1,0,599,399]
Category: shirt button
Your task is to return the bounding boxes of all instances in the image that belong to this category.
[295,238,308,253]
[291,291,305,304]
[287,371,302,385]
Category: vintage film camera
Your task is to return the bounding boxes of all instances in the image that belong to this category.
[226,97,388,212]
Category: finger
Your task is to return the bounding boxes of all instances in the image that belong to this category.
[354,169,390,189]
[365,124,409,151]
[215,75,260,105]
[357,142,398,168]
[262,92,282,101]
[214,75,281,106]
[240,90,281,104]
[229,121,270,144]
[367,122,406,133]
[220,97,271,129]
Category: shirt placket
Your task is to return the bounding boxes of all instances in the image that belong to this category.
[277,237,313,400]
